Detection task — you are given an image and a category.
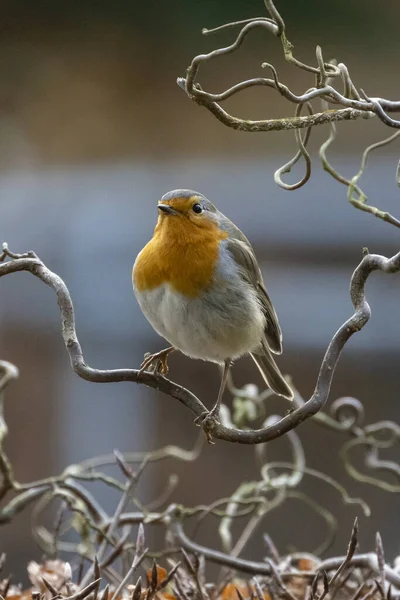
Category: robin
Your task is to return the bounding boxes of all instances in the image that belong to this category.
[132,189,293,426]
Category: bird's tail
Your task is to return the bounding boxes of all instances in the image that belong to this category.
[250,345,293,400]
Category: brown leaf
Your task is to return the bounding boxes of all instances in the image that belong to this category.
[146,566,168,588]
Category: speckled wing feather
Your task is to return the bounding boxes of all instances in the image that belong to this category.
[223,223,283,355]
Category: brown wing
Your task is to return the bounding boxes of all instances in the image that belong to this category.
[225,235,283,355]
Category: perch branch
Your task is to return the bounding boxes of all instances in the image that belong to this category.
[1,243,400,444]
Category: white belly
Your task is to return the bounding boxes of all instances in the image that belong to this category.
[133,281,265,364]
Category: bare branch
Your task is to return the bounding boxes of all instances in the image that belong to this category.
[1,245,400,444]
[306,396,400,493]
[0,361,19,500]
[317,554,400,589]
[177,5,388,131]
[171,518,273,576]
[177,0,400,227]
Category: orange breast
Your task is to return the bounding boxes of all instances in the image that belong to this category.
[133,216,228,297]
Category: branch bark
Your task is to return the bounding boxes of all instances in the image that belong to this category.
[1,243,399,444]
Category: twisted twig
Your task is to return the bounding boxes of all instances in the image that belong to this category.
[1,243,400,444]
[178,0,400,228]
[177,1,399,131]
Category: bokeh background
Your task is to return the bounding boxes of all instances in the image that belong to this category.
[0,0,399,582]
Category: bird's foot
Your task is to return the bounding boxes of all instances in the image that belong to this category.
[138,347,174,376]
[194,409,219,444]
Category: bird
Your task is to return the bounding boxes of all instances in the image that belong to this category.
[132,189,293,427]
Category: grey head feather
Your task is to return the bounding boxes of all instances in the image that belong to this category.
[161,189,199,201]
[161,189,217,212]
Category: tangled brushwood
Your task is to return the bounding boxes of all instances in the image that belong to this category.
[0,342,399,599]
[1,0,400,599]
[178,1,400,227]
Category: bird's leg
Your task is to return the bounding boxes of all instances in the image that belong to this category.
[139,346,175,376]
[194,359,233,439]
[208,358,232,419]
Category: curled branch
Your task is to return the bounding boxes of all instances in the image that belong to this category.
[178,0,400,227]
[1,243,400,444]
[178,1,398,131]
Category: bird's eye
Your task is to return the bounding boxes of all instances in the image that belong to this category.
[192,203,203,214]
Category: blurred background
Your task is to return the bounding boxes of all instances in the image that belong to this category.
[0,0,399,583]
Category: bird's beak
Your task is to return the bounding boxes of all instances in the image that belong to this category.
[158,203,177,215]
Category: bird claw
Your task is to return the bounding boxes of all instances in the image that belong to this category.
[138,349,171,377]
[193,410,208,426]
[193,410,218,444]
